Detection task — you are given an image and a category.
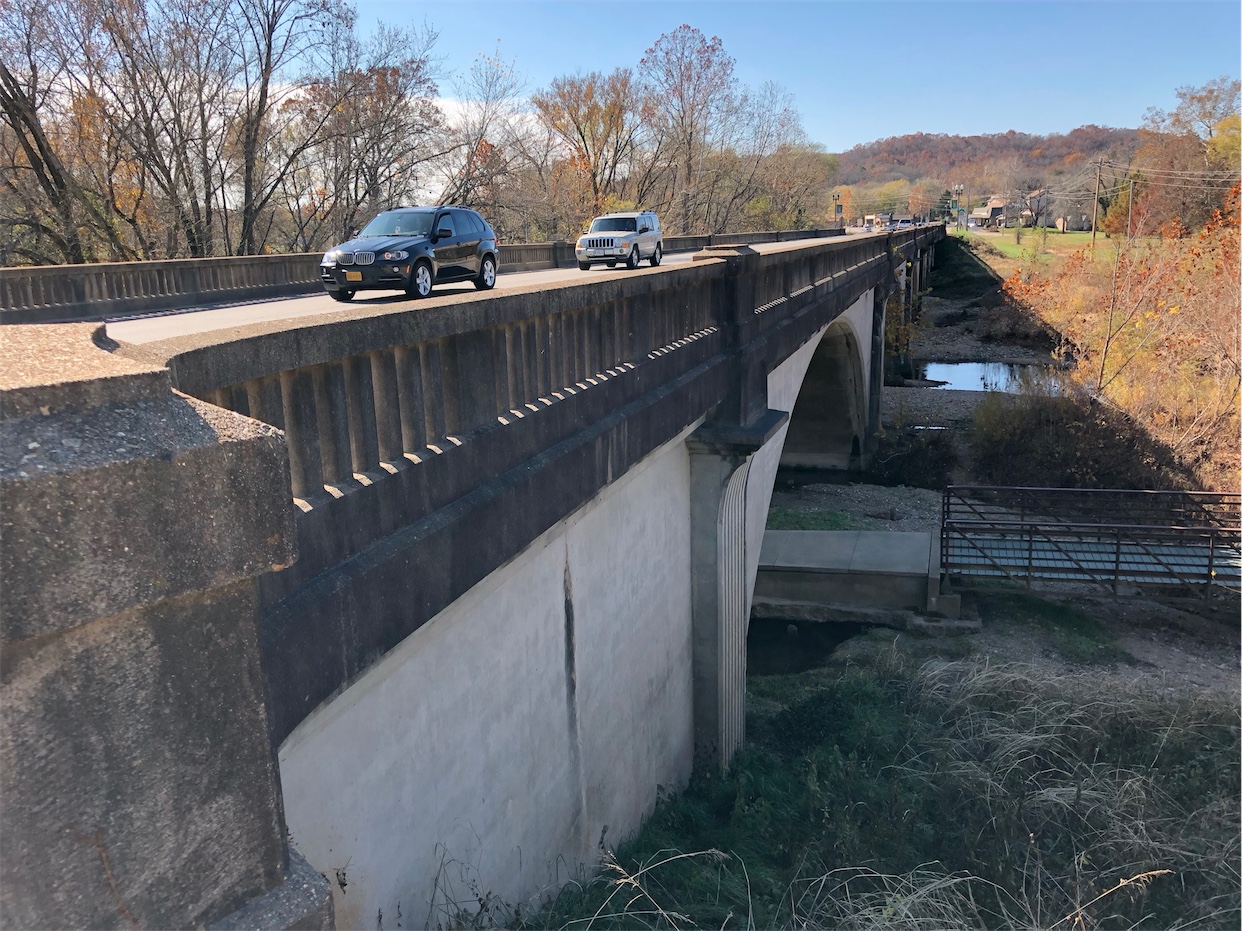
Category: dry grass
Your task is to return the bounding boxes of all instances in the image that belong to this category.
[525,652,1240,931]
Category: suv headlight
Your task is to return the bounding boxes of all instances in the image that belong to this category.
[382,250,409,261]
[619,240,631,248]
[322,249,339,264]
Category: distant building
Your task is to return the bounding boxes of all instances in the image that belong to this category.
[971,197,1006,229]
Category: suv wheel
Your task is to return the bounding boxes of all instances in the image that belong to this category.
[329,289,355,303]
[474,255,496,291]
[625,247,640,270]
[649,244,662,267]
[577,261,591,271]
[406,261,433,298]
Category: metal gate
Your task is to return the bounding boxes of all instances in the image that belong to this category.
[941,486,1242,595]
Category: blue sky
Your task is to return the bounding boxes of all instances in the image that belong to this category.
[352,0,1241,153]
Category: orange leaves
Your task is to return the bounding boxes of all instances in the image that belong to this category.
[1006,211,1239,489]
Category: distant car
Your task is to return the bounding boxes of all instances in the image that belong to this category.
[320,205,498,301]
[893,220,914,231]
[575,211,663,270]
[862,224,874,232]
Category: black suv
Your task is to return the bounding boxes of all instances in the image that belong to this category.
[320,206,499,301]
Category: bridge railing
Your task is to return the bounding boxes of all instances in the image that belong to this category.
[941,485,1242,595]
[0,223,852,324]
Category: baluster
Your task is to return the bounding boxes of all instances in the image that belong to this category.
[547,314,564,391]
[511,323,528,408]
[438,337,463,434]
[421,341,448,440]
[244,375,284,430]
[534,316,550,397]
[280,368,324,500]
[314,363,352,485]
[370,349,402,464]
[343,355,380,473]
[394,345,428,453]
[502,327,519,412]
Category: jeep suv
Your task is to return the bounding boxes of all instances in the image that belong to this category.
[320,206,498,301]
[575,211,662,270]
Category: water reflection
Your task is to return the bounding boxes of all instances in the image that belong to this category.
[914,362,1060,393]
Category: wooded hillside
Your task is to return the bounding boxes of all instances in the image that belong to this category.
[836,126,1140,186]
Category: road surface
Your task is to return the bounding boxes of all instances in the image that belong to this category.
[108,235,867,345]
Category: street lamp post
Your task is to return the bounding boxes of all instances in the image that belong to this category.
[832,192,842,226]
[952,184,964,228]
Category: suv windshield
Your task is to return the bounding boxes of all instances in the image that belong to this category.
[589,217,637,233]
[360,210,435,238]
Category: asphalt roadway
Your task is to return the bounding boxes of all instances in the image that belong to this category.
[107,234,870,345]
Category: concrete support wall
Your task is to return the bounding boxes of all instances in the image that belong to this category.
[0,325,333,929]
[277,424,698,930]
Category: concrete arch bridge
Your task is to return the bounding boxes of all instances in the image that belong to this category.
[0,228,942,928]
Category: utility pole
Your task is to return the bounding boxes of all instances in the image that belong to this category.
[1090,158,1102,255]
[1126,178,1134,241]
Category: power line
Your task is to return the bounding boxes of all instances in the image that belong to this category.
[1100,160,1239,181]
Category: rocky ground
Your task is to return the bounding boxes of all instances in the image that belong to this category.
[768,283,1241,698]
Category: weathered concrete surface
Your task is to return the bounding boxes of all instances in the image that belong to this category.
[0,324,331,929]
[278,423,697,929]
[754,530,961,616]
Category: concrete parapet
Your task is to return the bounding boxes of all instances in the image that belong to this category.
[0,254,325,325]
[0,228,851,325]
[0,325,332,928]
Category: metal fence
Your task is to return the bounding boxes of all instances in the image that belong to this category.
[941,486,1242,595]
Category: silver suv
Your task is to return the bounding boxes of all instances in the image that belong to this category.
[575,211,663,270]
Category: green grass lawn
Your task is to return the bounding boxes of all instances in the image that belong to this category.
[964,228,1153,264]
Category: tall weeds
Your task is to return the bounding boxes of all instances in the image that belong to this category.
[526,654,1240,930]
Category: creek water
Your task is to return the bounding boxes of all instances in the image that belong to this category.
[914,361,1060,393]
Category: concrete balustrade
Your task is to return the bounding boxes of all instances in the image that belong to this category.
[0,225,849,324]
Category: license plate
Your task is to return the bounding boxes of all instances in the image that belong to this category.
[345,271,362,282]
[589,250,604,256]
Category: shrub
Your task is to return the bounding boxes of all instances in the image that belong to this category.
[970,391,1194,490]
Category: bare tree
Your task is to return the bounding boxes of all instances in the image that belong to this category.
[437,46,527,213]
[639,25,736,234]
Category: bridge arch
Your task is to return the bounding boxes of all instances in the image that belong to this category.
[778,313,870,472]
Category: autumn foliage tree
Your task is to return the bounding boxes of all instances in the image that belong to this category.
[1004,185,1241,489]
[2,11,834,264]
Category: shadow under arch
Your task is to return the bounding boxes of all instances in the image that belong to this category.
[778,318,869,472]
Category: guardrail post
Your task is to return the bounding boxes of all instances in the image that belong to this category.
[1206,531,1215,600]
[1113,531,1122,595]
